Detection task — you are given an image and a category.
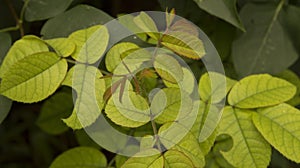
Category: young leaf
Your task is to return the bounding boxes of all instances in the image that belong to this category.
[232,3,298,77]
[63,65,105,129]
[50,147,107,168]
[105,42,140,72]
[252,103,300,163]
[161,31,205,60]
[228,74,297,108]
[0,35,48,77]
[25,0,72,21]
[198,72,236,103]
[121,149,163,168]
[218,106,271,168]
[41,5,113,38]
[36,91,73,135]
[154,54,183,83]
[68,25,109,64]
[193,0,245,31]
[105,91,150,128]
[117,14,147,41]
[45,38,76,57]
[133,12,160,40]
[0,52,67,103]
[0,95,12,124]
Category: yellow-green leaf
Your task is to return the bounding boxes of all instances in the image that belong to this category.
[252,103,300,163]
[218,106,271,168]
[0,35,48,77]
[45,38,76,57]
[133,12,159,40]
[0,52,67,103]
[50,147,107,168]
[105,42,140,72]
[199,72,236,103]
[105,91,150,128]
[161,31,205,60]
[228,74,297,108]
[154,54,183,83]
[63,65,106,129]
[68,25,109,64]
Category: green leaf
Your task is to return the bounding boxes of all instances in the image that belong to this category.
[193,0,245,31]
[63,65,106,129]
[252,103,300,163]
[276,70,300,95]
[50,147,107,168]
[232,3,298,77]
[121,149,163,168]
[161,31,206,60]
[228,74,297,108]
[154,54,183,83]
[25,0,72,21]
[0,35,48,77]
[122,149,198,168]
[159,123,205,167]
[41,5,113,38]
[0,95,12,124]
[36,91,73,135]
[105,91,150,128]
[117,14,147,41]
[61,66,74,87]
[198,72,236,103]
[75,130,101,149]
[68,25,109,64]
[105,42,140,72]
[152,88,192,124]
[133,12,159,40]
[45,38,76,57]
[0,52,67,103]
[190,101,219,155]
[0,32,11,66]
[218,106,271,168]
[163,67,197,94]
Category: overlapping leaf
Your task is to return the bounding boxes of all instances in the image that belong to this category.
[45,38,76,57]
[0,35,48,77]
[253,103,300,163]
[218,106,271,168]
[63,65,106,129]
[228,74,296,108]
[37,91,73,135]
[0,52,67,103]
[68,25,109,64]
[105,42,140,72]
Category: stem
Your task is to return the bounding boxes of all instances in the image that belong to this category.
[66,59,77,64]
[4,0,28,37]
[0,26,19,33]
[107,156,116,167]
[151,118,162,152]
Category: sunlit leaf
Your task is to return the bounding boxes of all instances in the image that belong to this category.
[253,103,300,163]
[0,52,67,103]
[228,74,296,108]
[218,106,271,168]
[45,38,76,57]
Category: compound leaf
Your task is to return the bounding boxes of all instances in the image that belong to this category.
[45,38,76,57]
